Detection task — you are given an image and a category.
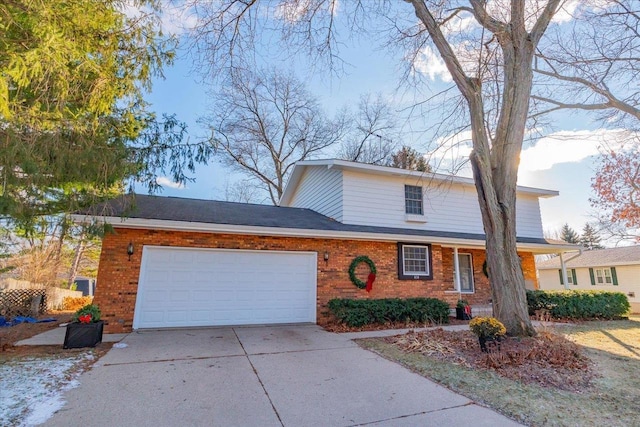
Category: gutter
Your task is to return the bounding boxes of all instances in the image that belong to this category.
[71,214,573,254]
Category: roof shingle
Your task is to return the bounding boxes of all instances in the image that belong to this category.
[536,245,640,269]
[87,194,560,246]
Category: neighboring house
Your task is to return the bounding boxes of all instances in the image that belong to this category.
[78,159,574,334]
[536,246,640,314]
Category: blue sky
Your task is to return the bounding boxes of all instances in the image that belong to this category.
[141,3,619,238]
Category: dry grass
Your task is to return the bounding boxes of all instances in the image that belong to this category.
[358,317,640,427]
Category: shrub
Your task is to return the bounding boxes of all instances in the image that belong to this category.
[456,299,470,309]
[327,297,450,327]
[72,304,101,323]
[469,317,506,338]
[526,290,630,320]
[63,296,94,312]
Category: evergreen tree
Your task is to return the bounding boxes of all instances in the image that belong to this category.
[580,224,604,250]
[560,223,580,244]
[0,1,211,225]
[390,146,431,172]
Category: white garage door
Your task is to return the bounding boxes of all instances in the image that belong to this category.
[133,246,317,329]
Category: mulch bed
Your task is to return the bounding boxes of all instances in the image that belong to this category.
[385,328,594,391]
[0,312,112,358]
[323,317,470,333]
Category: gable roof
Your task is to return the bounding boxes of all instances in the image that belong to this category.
[536,246,640,269]
[280,159,559,205]
[75,194,575,253]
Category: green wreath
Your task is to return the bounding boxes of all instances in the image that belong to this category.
[482,260,489,278]
[349,255,377,289]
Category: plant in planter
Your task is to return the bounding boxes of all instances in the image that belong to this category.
[469,316,506,352]
[455,299,472,320]
[63,304,104,349]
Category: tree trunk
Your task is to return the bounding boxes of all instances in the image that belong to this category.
[467,28,537,336]
[67,235,86,289]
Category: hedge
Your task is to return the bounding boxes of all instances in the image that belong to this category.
[327,297,450,327]
[526,290,630,320]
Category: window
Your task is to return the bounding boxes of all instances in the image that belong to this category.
[595,268,612,284]
[405,185,423,215]
[558,269,577,285]
[453,253,474,293]
[398,243,432,280]
[590,267,618,286]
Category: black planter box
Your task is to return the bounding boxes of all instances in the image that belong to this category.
[456,306,472,320]
[63,321,104,349]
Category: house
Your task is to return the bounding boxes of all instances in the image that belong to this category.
[536,245,640,313]
[78,159,574,333]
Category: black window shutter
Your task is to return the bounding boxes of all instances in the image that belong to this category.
[558,269,564,285]
[571,269,578,285]
[589,268,595,285]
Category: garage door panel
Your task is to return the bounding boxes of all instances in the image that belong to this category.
[134,247,317,329]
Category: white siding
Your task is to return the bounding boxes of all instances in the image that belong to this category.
[515,195,545,238]
[539,265,640,310]
[341,171,545,238]
[288,167,343,221]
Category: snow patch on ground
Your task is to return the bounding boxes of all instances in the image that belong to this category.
[0,353,94,426]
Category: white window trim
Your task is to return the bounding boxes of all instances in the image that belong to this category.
[454,252,475,294]
[595,268,612,285]
[404,185,424,216]
[404,214,427,223]
[398,243,432,280]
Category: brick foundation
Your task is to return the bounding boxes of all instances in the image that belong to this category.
[94,227,538,333]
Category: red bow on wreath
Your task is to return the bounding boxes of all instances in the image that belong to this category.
[365,272,376,293]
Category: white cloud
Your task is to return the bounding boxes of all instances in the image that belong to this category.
[274,0,339,24]
[120,1,197,36]
[413,46,452,82]
[156,176,186,189]
[552,0,581,23]
[519,129,633,173]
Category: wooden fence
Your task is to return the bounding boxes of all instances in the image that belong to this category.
[0,279,83,311]
[0,289,47,317]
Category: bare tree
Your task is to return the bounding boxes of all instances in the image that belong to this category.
[223,179,266,204]
[203,67,347,205]
[337,94,398,165]
[533,1,640,128]
[186,1,566,336]
[530,1,640,244]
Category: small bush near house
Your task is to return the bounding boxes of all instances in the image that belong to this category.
[63,296,94,312]
[526,290,630,320]
[327,297,450,327]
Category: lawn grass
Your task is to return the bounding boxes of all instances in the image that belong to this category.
[358,316,640,427]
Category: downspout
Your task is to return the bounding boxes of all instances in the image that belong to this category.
[560,249,583,290]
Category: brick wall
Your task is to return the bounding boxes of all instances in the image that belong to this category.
[94,227,537,333]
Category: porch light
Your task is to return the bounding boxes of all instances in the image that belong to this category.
[324,251,330,262]
[127,242,134,261]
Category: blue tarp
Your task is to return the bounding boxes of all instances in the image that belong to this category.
[0,316,55,327]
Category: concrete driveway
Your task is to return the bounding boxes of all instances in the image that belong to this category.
[45,325,520,427]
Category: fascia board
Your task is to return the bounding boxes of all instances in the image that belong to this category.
[71,214,571,253]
